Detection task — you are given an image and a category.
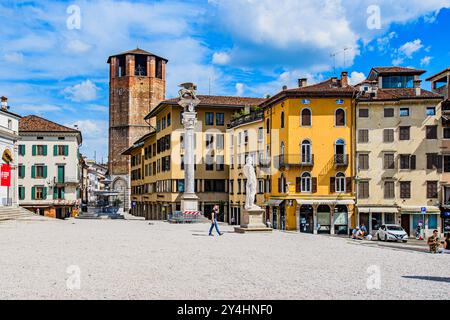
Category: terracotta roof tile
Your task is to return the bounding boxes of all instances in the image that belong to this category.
[19,115,80,133]
[107,48,168,63]
[372,66,426,74]
[426,67,450,81]
[358,88,442,101]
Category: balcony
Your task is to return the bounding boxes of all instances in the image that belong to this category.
[278,154,315,169]
[228,111,264,129]
[334,154,349,167]
[259,158,272,168]
[54,176,80,186]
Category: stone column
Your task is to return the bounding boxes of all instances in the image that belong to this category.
[330,204,336,235]
[313,204,319,235]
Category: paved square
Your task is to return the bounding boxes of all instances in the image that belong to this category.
[0,218,449,300]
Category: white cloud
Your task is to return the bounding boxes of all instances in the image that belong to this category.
[348,72,367,85]
[235,83,245,96]
[420,56,433,66]
[63,80,99,102]
[376,32,397,53]
[212,52,231,65]
[64,119,109,159]
[66,39,92,54]
[399,39,424,58]
[3,52,24,64]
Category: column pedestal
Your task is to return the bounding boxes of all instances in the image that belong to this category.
[235,208,273,234]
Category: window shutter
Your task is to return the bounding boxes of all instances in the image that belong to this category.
[296,177,301,193]
[31,166,35,179]
[278,178,282,193]
[43,166,47,178]
[410,155,416,170]
[346,178,352,193]
[43,187,47,200]
[43,145,47,156]
[61,188,65,200]
[437,155,443,173]
[312,178,318,193]
[65,145,69,156]
[31,187,35,200]
[32,145,36,156]
[330,177,336,193]
[54,145,58,156]
[53,187,58,200]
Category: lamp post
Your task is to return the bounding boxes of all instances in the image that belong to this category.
[178,83,201,213]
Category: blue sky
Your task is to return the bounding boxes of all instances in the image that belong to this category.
[0,0,449,161]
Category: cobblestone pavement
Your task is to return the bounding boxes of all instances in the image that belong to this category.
[0,218,449,300]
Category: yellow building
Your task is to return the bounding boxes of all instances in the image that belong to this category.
[261,73,357,234]
[123,95,264,221]
[227,109,269,225]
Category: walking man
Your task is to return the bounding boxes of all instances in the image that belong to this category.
[209,204,223,236]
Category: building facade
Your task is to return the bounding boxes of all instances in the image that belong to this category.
[124,96,264,221]
[0,97,21,208]
[356,67,443,238]
[261,73,356,233]
[18,115,83,219]
[107,48,167,212]
[427,67,450,234]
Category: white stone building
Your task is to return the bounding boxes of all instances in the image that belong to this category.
[85,159,107,205]
[0,97,21,208]
[18,115,83,219]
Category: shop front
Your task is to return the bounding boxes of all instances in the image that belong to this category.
[267,199,284,230]
[356,207,399,236]
[442,211,450,234]
[400,206,441,238]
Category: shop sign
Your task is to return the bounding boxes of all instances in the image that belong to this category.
[1,164,11,187]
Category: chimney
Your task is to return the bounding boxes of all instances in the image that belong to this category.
[341,71,349,87]
[298,78,308,88]
[1,96,7,111]
[282,85,288,91]
[331,77,338,87]
[414,80,422,96]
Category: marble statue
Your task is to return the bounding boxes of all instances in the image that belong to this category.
[243,156,261,210]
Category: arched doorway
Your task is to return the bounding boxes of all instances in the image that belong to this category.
[299,205,314,233]
[334,205,349,235]
[317,205,331,234]
[112,178,127,210]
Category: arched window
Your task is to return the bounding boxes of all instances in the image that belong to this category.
[279,174,287,193]
[301,140,312,164]
[335,139,346,164]
[301,172,312,193]
[280,142,285,165]
[301,108,312,126]
[266,119,270,134]
[335,108,346,126]
[281,112,285,129]
[336,172,346,193]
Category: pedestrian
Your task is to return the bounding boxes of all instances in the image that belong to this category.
[209,204,223,237]
[427,230,441,254]
[440,233,450,254]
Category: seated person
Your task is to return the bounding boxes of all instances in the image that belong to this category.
[427,230,441,254]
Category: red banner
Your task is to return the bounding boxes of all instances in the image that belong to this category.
[1,164,11,187]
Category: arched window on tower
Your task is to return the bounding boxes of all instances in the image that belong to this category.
[281,112,285,129]
[335,108,346,126]
[301,108,312,126]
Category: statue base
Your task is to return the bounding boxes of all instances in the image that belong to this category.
[181,193,199,213]
[234,208,273,234]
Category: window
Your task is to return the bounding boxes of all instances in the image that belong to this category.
[162,116,166,129]
[301,172,312,193]
[427,181,438,199]
[384,181,395,199]
[18,145,25,156]
[8,119,12,129]
[216,113,225,126]
[216,155,224,171]
[54,187,65,200]
[400,182,411,199]
[301,140,312,164]
[399,126,410,141]
[229,180,234,194]
[244,130,249,145]
[445,128,450,140]
[33,145,47,156]
[216,134,224,150]
[335,109,346,126]
[54,145,69,156]
[384,108,394,118]
[206,134,214,149]
[382,76,414,89]
[427,107,436,116]
[258,180,265,194]
[18,165,25,179]
[205,154,214,171]
[33,186,47,200]
[177,180,185,193]
[18,186,25,200]
[400,155,416,170]
[383,129,394,143]
[400,108,410,117]
[266,119,270,134]
[258,127,264,142]
[181,155,185,171]
[167,113,171,127]
[335,173,346,193]
[301,108,312,126]
[427,153,442,170]
[445,155,450,173]
[204,180,226,192]
[205,112,214,126]
[358,129,369,143]
[281,112,285,129]
[359,109,369,118]
[384,154,395,170]
[358,181,369,199]
[58,137,65,140]
[426,126,438,140]
[358,154,369,170]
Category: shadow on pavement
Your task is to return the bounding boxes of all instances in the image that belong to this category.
[403,276,450,284]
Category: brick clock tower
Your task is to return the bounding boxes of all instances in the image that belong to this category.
[107,48,167,211]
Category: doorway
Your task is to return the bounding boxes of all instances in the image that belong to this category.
[299,205,314,234]
[317,205,331,234]
[401,215,410,236]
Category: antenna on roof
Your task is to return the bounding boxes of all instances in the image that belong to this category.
[330,47,354,74]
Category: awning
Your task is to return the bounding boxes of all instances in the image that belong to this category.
[266,199,284,206]
[357,207,398,213]
[400,206,441,214]
[296,199,355,206]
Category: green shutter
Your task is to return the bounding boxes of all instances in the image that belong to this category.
[61,187,65,200]
[32,145,36,156]
[65,145,69,156]
[31,187,35,200]
[54,145,58,156]
[43,166,47,178]
[42,187,47,200]
[43,145,47,156]
[31,166,35,179]
[53,187,57,200]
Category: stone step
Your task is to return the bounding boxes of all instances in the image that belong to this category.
[0,207,36,221]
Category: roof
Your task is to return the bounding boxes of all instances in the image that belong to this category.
[122,131,156,155]
[426,67,450,81]
[357,88,442,102]
[19,115,80,133]
[0,108,21,119]
[260,78,357,109]
[145,95,266,120]
[368,67,426,80]
[107,48,168,63]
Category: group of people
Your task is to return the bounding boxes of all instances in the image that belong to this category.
[427,230,450,254]
[351,224,369,240]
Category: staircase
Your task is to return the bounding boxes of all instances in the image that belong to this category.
[0,206,37,221]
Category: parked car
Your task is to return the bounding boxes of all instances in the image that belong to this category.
[377,224,409,243]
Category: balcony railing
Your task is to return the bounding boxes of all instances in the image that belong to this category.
[259,158,272,168]
[55,176,80,185]
[278,154,315,168]
[335,154,349,166]
[228,111,264,129]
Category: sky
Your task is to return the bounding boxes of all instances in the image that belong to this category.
[0,0,450,161]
